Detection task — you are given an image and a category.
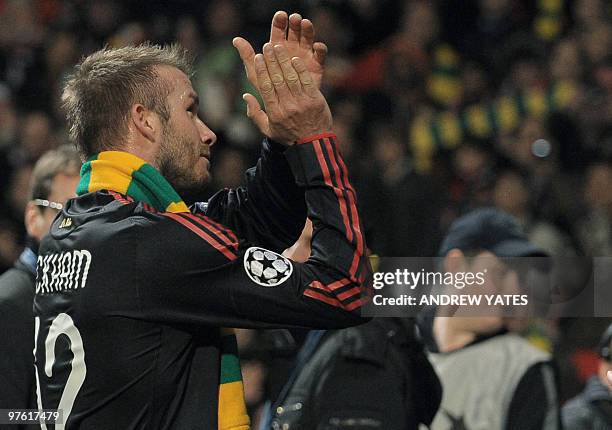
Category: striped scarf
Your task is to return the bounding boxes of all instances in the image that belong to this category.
[77,151,249,430]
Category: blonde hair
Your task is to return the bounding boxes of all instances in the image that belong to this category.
[62,43,193,157]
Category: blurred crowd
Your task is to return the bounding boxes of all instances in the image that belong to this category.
[1,0,612,426]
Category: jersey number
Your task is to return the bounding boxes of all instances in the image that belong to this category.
[34,314,87,430]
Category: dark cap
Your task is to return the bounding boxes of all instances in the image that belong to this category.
[438,208,547,258]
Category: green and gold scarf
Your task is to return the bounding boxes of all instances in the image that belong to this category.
[78,151,250,430]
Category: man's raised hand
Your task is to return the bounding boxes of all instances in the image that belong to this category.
[242,43,332,145]
[233,11,327,92]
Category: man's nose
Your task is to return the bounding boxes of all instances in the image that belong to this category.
[198,118,217,147]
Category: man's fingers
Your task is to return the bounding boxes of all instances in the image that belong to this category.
[270,11,288,43]
[233,37,257,86]
[243,93,261,117]
[254,53,278,107]
[313,42,328,66]
[232,37,255,62]
[300,19,314,50]
[273,44,302,97]
[263,43,291,99]
[291,56,318,98]
[288,13,301,42]
[242,93,269,134]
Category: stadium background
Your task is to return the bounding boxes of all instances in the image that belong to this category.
[0,0,611,425]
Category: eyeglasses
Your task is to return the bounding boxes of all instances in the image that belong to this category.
[33,199,63,211]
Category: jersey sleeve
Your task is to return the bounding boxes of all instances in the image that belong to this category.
[134,133,371,329]
[193,138,307,253]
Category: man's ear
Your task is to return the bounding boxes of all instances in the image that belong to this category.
[24,201,44,242]
[443,248,466,273]
[130,104,161,143]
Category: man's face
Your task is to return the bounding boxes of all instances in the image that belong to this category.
[470,251,521,298]
[444,251,526,326]
[599,356,612,389]
[154,66,217,196]
[469,251,530,330]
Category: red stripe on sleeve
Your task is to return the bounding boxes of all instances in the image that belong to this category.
[304,287,345,309]
[313,140,354,245]
[322,137,364,281]
[162,213,238,261]
[336,153,365,256]
[312,139,333,187]
[321,137,354,244]
[297,132,336,145]
[345,297,364,311]
[313,280,362,303]
[180,213,239,250]
[326,278,352,291]
[336,286,362,301]
[308,281,363,310]
[304,281,363,311]
[191,213,239,243]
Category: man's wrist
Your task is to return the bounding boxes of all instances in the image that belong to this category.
[263,137,288,153]
[283,131,339,187]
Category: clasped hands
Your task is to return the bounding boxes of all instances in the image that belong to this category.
[233,11,332,145]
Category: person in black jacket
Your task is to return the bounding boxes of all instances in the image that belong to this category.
[562,324,612,429]
[260,221,442,430]
[0,146,81,425]
[33,12,370,430]
[260,319,442,430]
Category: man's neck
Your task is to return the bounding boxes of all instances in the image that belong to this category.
[433,317,475,352]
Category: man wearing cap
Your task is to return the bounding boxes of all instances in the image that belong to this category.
[562,323,612,429]
[421,208,561,430]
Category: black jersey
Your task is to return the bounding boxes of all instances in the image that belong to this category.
[33,134,370,429]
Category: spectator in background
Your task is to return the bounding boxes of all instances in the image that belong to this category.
[19,112,57,161]
[175,16,202,57]
[500,116,578,226]
[0,221,21,274]
[45,31,79,121]
[446,138,496,219]
[573,0,608,32]
[0,145,81,417]
[562,323,612,429]
[426,208,560,430]
[360,123,442,257]
[451,0,528,80]
[0,110,58,230]
[576,160,612,256]
[6,164,34,231]
[493,167,574,256]
[2,111,57,171]
[578,20,611,68]
[194,1,246,133]
[0,83,18,148]
[550,37,584,84]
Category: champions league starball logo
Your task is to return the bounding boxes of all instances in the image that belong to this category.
[244,247,293,287]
